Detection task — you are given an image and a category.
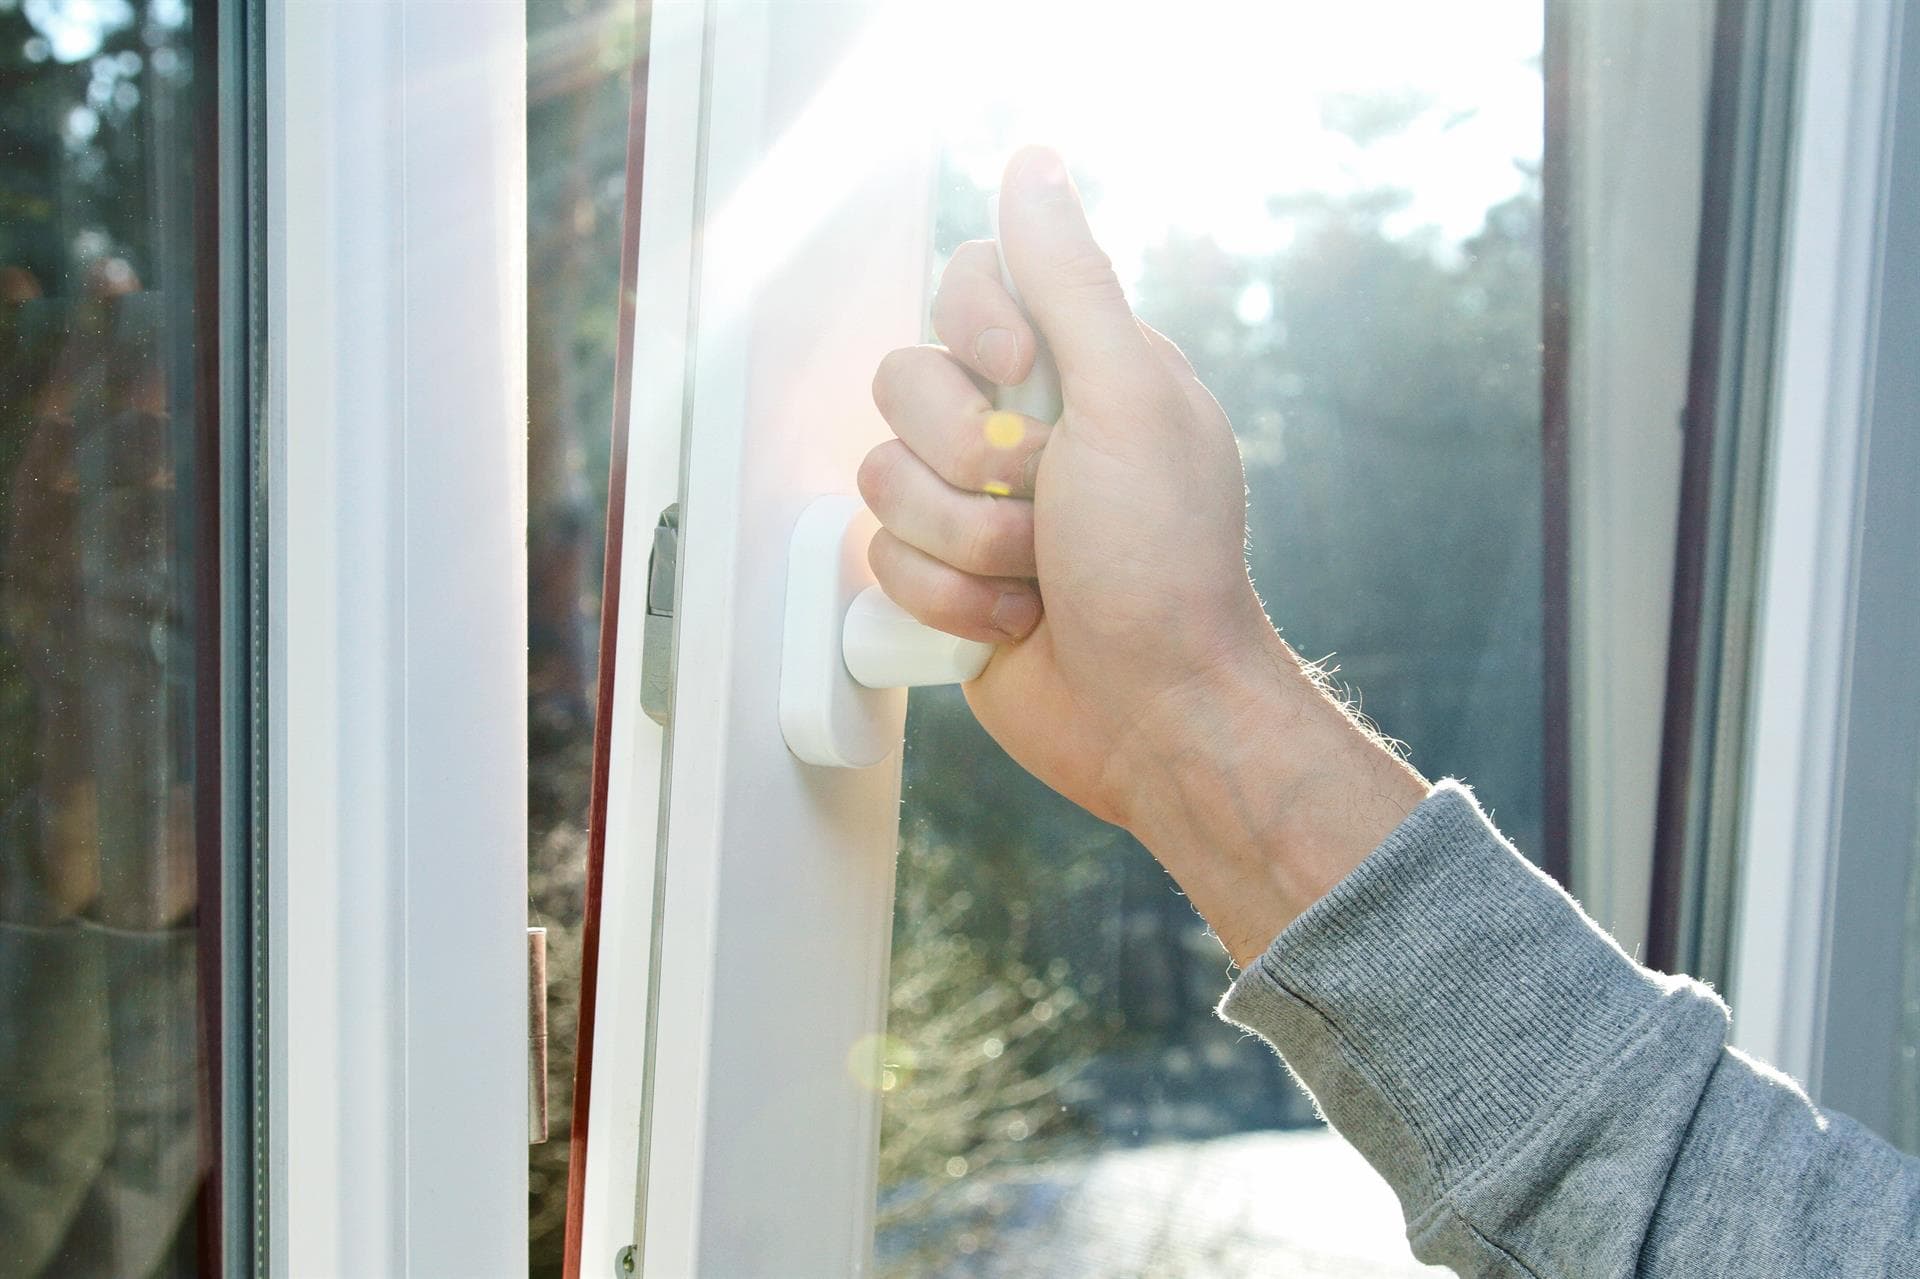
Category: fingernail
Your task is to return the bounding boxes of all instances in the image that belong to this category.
[991,591,1041,639]
[1012,148,1071,203]
[975,327,1020,384]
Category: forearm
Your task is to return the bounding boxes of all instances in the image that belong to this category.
[1214,782,1920,1277]
[1114,622,1427,964]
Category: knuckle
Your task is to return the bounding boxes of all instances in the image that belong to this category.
[932,278,1007,346]
[931,576,983,631]
[955,435,1001,492]
[953,500,1028,577]
[949,238,1000,272]
[866,529,908,589]
[959,424,1038,494]
[1049,242,1125,303]
[955,506,998,576]
[856,442,900,510]
[871,347,918,418]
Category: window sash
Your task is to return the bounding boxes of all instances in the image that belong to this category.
[604,3,939,1272]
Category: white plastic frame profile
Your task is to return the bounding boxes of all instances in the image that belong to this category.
[267,1,528,1273]
[571,0,701,1265]
[1559,0,1714,957]
[1730,0,1902,1084]
[611,1,940,1272]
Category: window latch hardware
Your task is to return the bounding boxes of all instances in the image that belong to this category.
[640,504,679,727]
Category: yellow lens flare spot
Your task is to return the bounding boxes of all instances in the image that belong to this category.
[981,480,1012,497]
[982,411,1027,450]
[846,1033,916,1093]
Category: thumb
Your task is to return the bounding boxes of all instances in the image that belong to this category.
[998,147,1152,396]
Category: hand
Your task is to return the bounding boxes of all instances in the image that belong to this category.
[861,148,1427,961]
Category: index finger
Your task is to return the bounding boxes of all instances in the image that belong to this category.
[931,239,1038,388]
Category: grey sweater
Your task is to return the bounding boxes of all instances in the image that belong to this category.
[1216,781,1920,1277]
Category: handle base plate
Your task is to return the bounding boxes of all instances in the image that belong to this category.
[779,496,905,768]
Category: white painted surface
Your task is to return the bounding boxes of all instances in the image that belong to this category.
[624,2,938,1271]
[572,0,703,1265]
[269,2,528,1273]
[1730,0,1902,1083]
[843,586,993,692]
[778,496,989,769]
[986,196,1064,425]
[780,497,907,769]
[1561,0,1714,957]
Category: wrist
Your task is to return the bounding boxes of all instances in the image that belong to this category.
[1114,621,1429,965]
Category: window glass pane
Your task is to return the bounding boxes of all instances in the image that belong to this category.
[880,3,1541,1270]
[1,2,217,1274]
[524,2,635,1274]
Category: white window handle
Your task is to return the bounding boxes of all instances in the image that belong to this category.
[983,192,1064,424]
[842,583,993,688]
[780,205,1061,768]
[778,495,975,769]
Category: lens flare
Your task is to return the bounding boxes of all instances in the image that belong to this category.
[982,411,1027,450]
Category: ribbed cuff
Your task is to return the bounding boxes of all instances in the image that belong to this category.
[1217,780,1728,1210]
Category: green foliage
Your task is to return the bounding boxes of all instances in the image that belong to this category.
[881,104,1545,1260]
[875,832,1094,1272]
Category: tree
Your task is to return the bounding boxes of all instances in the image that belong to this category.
[879,116,1545,1262]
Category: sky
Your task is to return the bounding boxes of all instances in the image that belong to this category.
[930,0,1544,281]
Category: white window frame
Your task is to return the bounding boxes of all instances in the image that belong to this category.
[1560,0,1716,956]
[571,0,698,1264]
[582,2,942,1273]
[1730,0,1904,1087]
[577,0,1920,1268]
[267,1,529,1273]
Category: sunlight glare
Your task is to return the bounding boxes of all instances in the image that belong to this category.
[926,0,1541,281]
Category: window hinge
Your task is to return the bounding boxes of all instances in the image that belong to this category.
[528,926,548,1145]
[640,504,679,727]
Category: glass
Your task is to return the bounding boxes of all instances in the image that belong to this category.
[1,1,221,1274]
[523,1,637,1274]
[878,2,1542,1271]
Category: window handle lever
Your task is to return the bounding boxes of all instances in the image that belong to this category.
[840,584,992,689]
[780,194,1061,769]
[985,192,1065,425]
[779,495,984,769]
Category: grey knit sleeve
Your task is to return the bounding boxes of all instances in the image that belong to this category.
[1216,780,1920,1277]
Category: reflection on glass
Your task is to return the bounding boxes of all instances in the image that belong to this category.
[524,3,636,1275]
[1,2,209,1276]
[880,3,1541,1272]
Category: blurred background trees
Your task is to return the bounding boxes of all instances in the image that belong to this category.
[877,125,1541,1262]
[518,5,1539,1264]
[3,3,1538,1273]
[524,1,636,1272]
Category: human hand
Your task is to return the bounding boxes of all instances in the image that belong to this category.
[863,146,1264,825]
[862,148,1426,960]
